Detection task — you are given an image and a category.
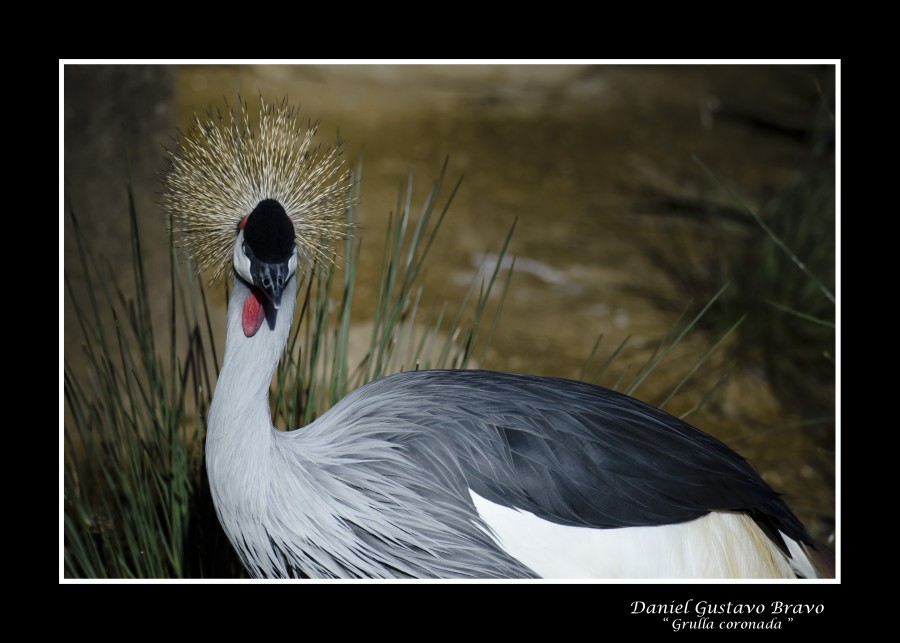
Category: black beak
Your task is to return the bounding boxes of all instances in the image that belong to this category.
[250,258,292,309]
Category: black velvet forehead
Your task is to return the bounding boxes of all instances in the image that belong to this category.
[243,199,295,263]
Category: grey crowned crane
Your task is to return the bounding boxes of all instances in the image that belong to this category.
[162,99,832,579]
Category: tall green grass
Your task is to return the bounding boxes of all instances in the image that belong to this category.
[64,182,212,577]
[650,79,835,423]
[63,160,513,578]
[271,159,515,431]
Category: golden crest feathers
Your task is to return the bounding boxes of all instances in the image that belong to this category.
[161,97,350,282]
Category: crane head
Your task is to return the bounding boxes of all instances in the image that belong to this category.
[161,97,351,285]
[234,199,298,310]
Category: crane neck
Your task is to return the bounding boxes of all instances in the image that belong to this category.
[207,272,298,445]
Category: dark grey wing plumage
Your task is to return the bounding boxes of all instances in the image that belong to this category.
[367,370,811,551]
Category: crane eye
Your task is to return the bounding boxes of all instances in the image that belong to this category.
[242,242,249,256]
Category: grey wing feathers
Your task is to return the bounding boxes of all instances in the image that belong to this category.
[360,370,811,550]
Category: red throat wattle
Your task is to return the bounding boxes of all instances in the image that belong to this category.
[242,287,266,337]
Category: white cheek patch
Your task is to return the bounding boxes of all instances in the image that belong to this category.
[288,251,298,279]
[233,230,253,283]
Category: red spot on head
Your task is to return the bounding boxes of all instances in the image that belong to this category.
[239,214,250,230]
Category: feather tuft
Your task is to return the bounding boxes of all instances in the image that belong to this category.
[161,97,351,282]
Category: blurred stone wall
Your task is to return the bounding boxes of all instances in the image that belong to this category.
[63,65,177,352]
